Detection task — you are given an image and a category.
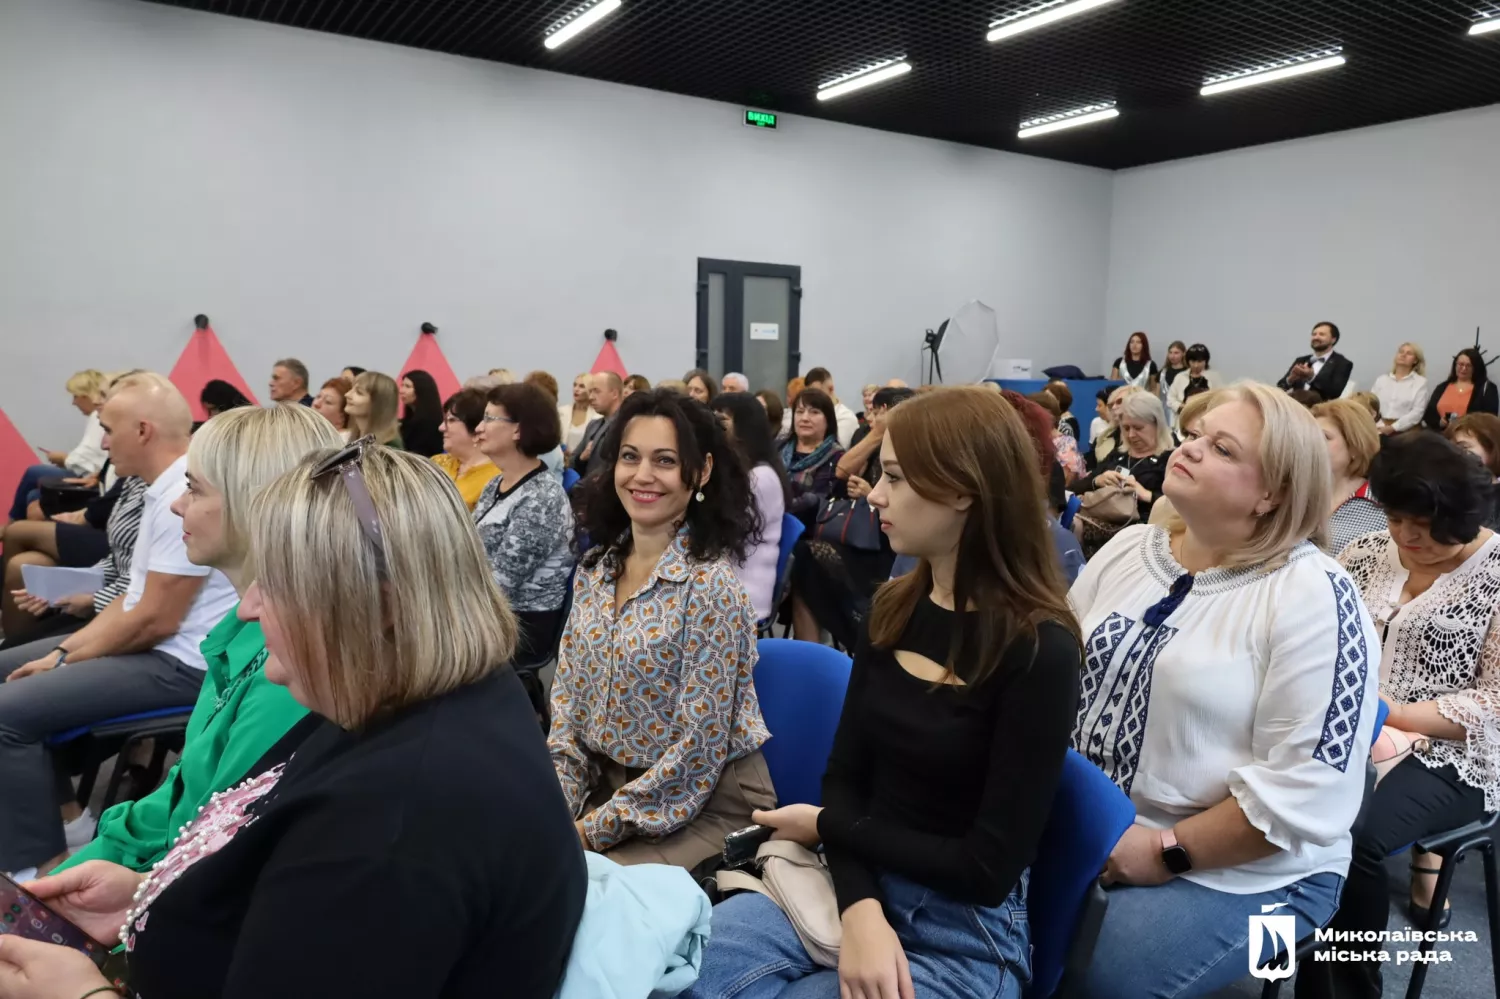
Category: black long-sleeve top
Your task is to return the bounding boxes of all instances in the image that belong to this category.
[1070,448,1172,522]
[815,597,1080,910]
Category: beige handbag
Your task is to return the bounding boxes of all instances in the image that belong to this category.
[1078,483,1140,525]
[716,841,842,968]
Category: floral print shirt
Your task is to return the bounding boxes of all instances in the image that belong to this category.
[547,533,770,850]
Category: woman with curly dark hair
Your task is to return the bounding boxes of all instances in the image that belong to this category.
[549,389,774,871]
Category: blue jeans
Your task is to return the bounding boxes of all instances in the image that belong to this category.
[686,871,1030,999]
[1081,871,1344,999]
[8,464,63,521]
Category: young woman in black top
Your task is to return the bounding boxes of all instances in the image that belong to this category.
[9,444,585,999]
[687,386,1082,999]
[398,368,446,457]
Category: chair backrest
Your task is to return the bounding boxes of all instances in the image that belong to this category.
[752,638,852,807]
[1026,750,1136,999]
[1374,697,1389,734]
[774,514,804,595]
[562,467,581,493]
[1060,493,1083,531]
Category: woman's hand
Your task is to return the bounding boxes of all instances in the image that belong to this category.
[49,510,87,526]
[6,651,63,683]
[0,936,112,999]
[42,451,68,468]
[9,592,50,618]
[838,899,914,999]
[59,594,93,619]
[24,861,143,945]
[846,475,872,501]
[1094,470,1122,489]
[1101,823,1173,887]
[1127,477,1152,501]
[751,804,823,848]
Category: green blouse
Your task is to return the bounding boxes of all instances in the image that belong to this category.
[57,607,308,873]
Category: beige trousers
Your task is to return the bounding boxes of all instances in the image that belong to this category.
[586,750,777,872]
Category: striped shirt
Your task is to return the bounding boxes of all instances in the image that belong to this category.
[92,477,148,613]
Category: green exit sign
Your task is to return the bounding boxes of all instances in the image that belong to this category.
[743,109,778,130]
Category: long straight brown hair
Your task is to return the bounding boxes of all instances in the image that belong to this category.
[869,387,1081,686]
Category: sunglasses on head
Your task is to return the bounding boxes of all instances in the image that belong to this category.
[311,435,388,573]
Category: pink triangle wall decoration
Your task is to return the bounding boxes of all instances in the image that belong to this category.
[399,329,462,403]
[168,319,260,422]
[591,331,628,379]
[0,407,41,521]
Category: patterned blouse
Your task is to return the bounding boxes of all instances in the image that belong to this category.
[472,468,575,614]
[1339,531,1500,811]
[547,533,771,851]
[1326,482,1388,558]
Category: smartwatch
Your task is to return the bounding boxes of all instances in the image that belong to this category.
[1160,827,1192,875]
[52,647,69,668]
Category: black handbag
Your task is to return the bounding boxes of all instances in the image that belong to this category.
[814,497,883,552]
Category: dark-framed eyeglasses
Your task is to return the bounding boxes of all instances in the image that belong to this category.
[311,435,387,573]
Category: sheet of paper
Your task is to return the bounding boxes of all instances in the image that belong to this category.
[20,565,104,604]
[749,323,780,341]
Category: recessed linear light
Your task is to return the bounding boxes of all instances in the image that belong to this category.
[1017,103,1118,139]
[1471,15,1500,35]
[543,0,622,50]
[815,59,912,102]
[1200,51,1345,96]
[987,0,1120,43]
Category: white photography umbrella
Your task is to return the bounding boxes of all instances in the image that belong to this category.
[922,300,1001,385]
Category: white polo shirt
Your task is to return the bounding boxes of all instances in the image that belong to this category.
[122,454,238,671]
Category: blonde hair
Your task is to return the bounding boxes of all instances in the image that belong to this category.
[1312,398,1381,479]
[1395,342,1427,378]
[1115,392,1173,455]
[249,447,518,728]
[1349,391,1381,421]
[1171,382,1331,567]
[65,370,108,402]
[348,371,401,445]
[488,368,516,384]
[1177,389,1214,435]
[189,406,342,568]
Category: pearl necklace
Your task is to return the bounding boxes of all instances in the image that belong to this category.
[118,763,287,950]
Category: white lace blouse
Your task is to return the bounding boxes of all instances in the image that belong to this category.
[1339,531,1500,811]
[1070,525,1381,894]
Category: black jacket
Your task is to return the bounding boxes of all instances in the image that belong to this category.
[125,670,586,999]
[1277,351,1353,402]
[1422,379,1500,430]
[571,414,614,476]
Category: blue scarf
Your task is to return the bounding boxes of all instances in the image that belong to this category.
[781,436,839,475]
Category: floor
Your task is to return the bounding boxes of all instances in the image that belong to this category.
[1209,852,1496,999]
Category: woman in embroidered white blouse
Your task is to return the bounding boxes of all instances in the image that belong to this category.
[1070,382,1381,999]
[1297,433,1500,999]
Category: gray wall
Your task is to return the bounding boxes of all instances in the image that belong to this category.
[1106,103,1500,391]
[0,0,1114,447]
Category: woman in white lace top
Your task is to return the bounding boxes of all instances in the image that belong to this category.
[1298,432,1499,999]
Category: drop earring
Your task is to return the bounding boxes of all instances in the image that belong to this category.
[695,490,706,502]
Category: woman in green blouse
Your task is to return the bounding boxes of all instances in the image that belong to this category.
[55,404,342,874]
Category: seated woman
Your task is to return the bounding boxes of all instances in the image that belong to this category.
[1045,378,1081,440]
[8,369,109,523]
[1423,347,1499,431]
[550,388,774,871]
[199,379,253,418]
[1296,434,1500,998]
[1071,382,1380,999]
[1088,383,1144,469]
[398,368,445,458]
[779,387,845,530]
[686,386,1081,999]
[1449,412,1500,530]
[16,444,587,999]
[1,474,145,649]
[431,387,499,510]
[789,387,914,648]
[710,391,790,621]
[471,382,574,666]
[1312,398,1386,555]
[310,375,352,439]
[344,370,404,449]
[1069,390,1174,558]
[1166,343,1221,430]
[54,404,339,874]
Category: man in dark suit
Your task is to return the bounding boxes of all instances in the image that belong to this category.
[1277,321,1353,402]
[571,372,623,477]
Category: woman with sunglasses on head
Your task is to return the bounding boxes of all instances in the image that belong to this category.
[51,405,338,878]
[10,442,586,999]
[687,387,1081,999]
[550,388,775,871]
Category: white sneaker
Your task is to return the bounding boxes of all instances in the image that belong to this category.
[63,809,96,850]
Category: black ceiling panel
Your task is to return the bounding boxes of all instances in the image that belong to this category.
[138,0,1500,169]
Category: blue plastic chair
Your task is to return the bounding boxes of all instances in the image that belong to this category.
[1026,750,1136,999]
[1060,493,1082,531]
[758,514,806,633]
[562,467,581,493]
[752,639,852,807]
[46,706,195,813]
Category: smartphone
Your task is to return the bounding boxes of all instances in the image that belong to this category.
[722,824,775,867]
[0,873,107,967]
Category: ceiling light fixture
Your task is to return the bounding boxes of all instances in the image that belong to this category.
[543,0,622,50]
[1470,15,1500,35]
[1017,102,1118,138]
[987,0,1120,43]
[816,59,912,101]
[1200,49,1345,96]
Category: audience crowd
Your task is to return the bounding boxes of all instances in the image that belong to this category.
[0,320,1497,999]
